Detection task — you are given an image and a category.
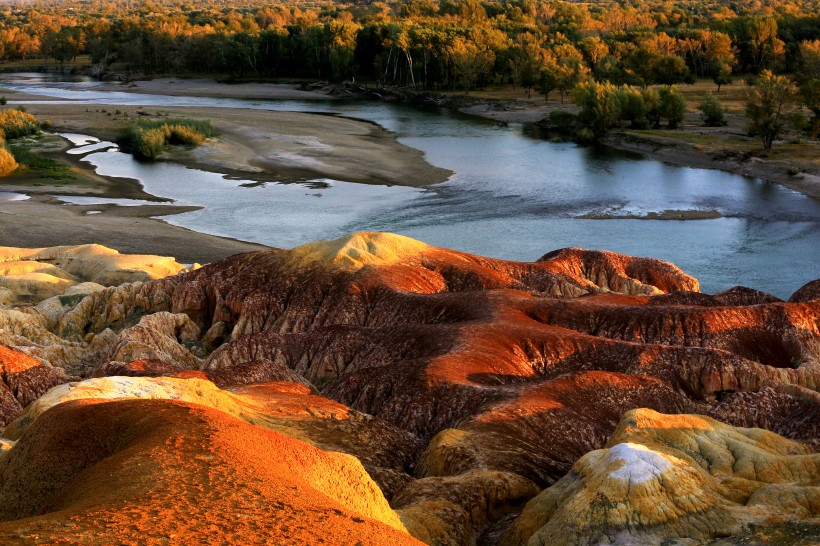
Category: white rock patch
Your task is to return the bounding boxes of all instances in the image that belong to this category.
[608,442,670,483]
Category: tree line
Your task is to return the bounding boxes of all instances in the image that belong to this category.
[0,0,817,93]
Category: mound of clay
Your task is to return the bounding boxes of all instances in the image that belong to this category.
[5,375,421,498]
[502,408,820,546]
[0,398,419,544]
[0,244,192,305]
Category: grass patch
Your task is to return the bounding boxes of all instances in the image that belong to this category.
[8,143,74,179]
[118,117,218,160]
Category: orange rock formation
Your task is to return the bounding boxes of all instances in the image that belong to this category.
[0,233,816,544]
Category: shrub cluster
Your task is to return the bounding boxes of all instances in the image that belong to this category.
[119,118,216,160]
[0,109,40,139]
[570,82,688,140]
[0,144,17,176]
[698,94,726,126]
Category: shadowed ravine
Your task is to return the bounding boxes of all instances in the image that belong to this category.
[0,233,818,545]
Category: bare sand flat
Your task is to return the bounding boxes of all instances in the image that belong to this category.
[23,103,451,187]
[101,78,338,101]
[0,195,264,263]
[0,82,451,260]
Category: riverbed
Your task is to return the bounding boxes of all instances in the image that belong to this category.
[1,73,818,298]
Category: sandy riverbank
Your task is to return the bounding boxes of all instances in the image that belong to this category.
[601,131,820,201]
[18,102,451,187]
[0,194,264,263]
[0,80,452,260]
[457,96,820,201]
[101,78,341,101]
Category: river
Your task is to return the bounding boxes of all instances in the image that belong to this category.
[2,73,818,298]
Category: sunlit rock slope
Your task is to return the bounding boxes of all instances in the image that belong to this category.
[0,233,817,544]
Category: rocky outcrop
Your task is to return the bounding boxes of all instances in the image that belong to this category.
[0,244,193,306]
[502,409,820,546]
[0,233,817,544]
[0,345,68,427]
[790,278,820,302]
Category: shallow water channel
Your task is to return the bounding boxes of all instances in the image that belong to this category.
[3,73,819,298]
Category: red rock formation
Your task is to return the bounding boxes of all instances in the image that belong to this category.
[790,278,820,302]
[1,233,817,544]
[0,345,67,426]
[92,358,183,378]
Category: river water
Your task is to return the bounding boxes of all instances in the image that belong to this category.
[2,73,818,298]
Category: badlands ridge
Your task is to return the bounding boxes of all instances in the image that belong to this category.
[0,233,818,545]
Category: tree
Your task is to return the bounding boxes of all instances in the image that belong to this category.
[653,55,694,85]
[643,87,661,128]
[536,50,559,102]
[448,36,494,94]
[745,70,798,149]
[698,93,725,126]
[712,61,733,92]
[508,32,541,97]
[617,85,647,128]
[553,43,589,103]
[704,31,735,91]
[734,17,785,72]
[658,85,686,129]
[572,80,620,138]
[799,79,820,137]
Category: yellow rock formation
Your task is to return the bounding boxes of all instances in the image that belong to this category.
[5,376,261,439]
[291,232,430,270]
[503,408,820,546]
[0,244,193,306]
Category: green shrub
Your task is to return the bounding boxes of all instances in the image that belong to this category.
[118,117,216,160]
[698,93,726,126]
[167,125,206,145]
[658,85,686,129]
[132,128,167,160]
[572,80,621,139]
[0,109,40,139]
[8,144,73,178]
[617,85,648,128]
[135,117,217,138]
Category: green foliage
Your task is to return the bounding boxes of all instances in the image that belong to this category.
[119,118,216,160]
[616,85,647,129]
[642,87,662,129]
[698,93,726,126]
[548,110,577,132]
[130,127,167,160]
[0,97,6,106]
[0,109,40,139]
[799,79,820,137]
[653,56,694,85]
[572,80,620,140]
[7,144,73,179]
[745,70,798,149]
[711,61,733,92]
[658,85,686,129]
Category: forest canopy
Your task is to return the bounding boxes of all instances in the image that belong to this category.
[0,0,817,94]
